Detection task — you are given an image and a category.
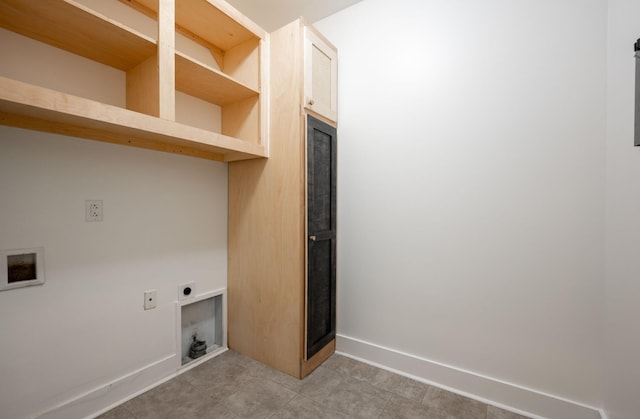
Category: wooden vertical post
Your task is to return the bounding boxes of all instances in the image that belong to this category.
[158,0,175,121]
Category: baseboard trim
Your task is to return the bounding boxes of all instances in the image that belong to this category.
[336,334,602,419]
[35,354,177,419]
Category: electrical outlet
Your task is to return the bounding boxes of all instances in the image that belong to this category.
[179,282,196,300]
[144,290,157,310]
[85,200,103,222]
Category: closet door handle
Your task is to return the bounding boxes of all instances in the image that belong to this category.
[309,235,317,241]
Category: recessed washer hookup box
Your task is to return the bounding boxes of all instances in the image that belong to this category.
[0,247,45,291]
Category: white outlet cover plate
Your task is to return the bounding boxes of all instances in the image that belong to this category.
[86,200,103,222]
[144,290,157,310]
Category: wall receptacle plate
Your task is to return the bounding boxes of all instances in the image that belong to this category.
[86,200,103,222]
[179,282,195,300]
[144,290,157,310]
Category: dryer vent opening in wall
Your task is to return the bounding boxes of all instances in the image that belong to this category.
[0,247,45,291]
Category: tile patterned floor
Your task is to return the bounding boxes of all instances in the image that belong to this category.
[97,351,531,419]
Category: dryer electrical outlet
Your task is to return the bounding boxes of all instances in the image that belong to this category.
[179,282,196,300]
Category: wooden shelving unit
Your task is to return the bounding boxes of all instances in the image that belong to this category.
[0,77,264,161]
[0,0,268,162]
[0,0,157,71]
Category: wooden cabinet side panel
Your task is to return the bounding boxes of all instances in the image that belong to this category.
[228,20,305,378]
[127,55,159,117]
[224,37,261,91]
[222,96,260,143]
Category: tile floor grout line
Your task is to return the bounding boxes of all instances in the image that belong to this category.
[376,392,393,419]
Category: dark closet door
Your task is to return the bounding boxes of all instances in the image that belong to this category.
[306,115,337,359]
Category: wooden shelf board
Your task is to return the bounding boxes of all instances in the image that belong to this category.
[134,0,264,50]
[0,0,157,71]
[175,52,259,106]
[0,77,266,162]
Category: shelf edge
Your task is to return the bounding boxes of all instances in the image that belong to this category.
[0,76,267,162]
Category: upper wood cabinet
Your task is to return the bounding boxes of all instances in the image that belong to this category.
[304,24,338,122]
[0,0,268,162]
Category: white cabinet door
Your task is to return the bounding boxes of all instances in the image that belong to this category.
[304,26,337,122]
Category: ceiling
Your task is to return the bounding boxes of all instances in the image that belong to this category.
[225,0,363,32]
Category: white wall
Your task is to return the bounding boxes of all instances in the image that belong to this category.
[316,0,606,415]
[0,128,227,419]
[603,1,640,419]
